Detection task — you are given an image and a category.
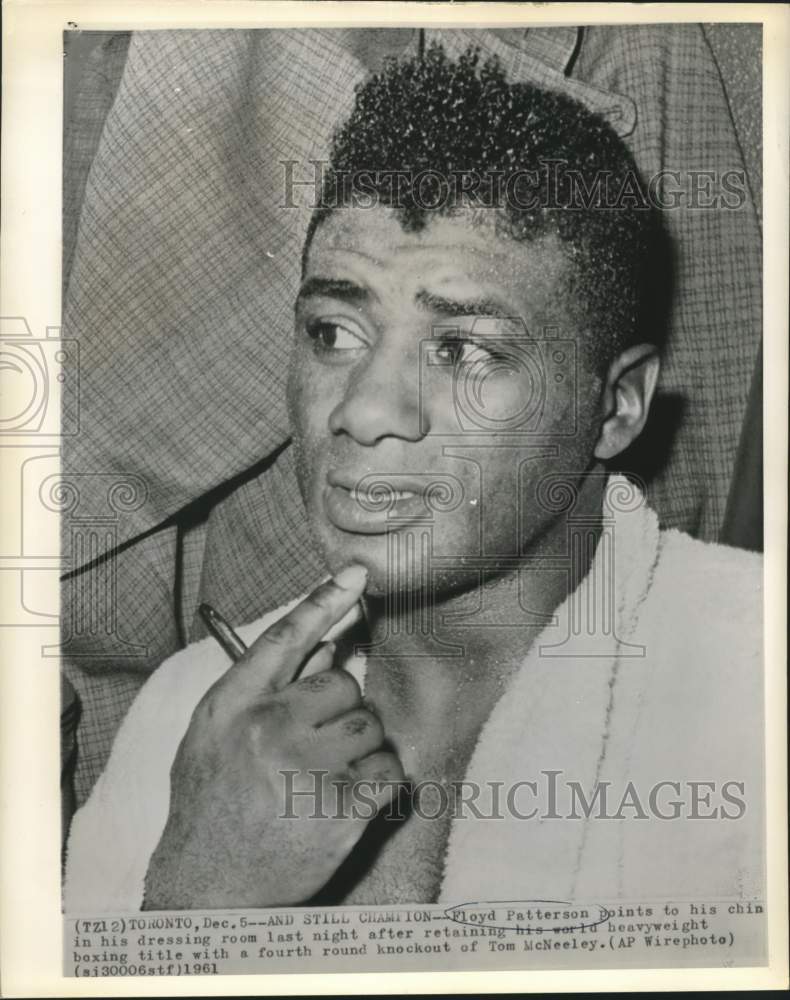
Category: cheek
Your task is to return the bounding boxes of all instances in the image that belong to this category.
[285,343,305,431]
[428,363,575,438]
[287,355,337,452]
[477,361,602,454]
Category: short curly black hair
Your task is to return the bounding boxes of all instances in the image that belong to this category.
[305,42,664,369]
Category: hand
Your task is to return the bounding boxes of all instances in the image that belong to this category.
[143,565,403,909]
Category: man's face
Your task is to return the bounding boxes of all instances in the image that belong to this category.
[287,204,605,597]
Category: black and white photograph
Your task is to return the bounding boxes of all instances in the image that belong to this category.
[1,2,787,993]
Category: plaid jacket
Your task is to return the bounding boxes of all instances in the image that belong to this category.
[61,25,762,804]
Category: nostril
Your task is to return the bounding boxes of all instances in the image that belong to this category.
[328,391,425,445]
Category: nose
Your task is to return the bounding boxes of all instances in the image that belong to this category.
[328,342,428,445]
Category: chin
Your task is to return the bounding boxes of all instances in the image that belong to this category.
[319,531,393,592]
[313,523,433,598]
[319,535,493,610]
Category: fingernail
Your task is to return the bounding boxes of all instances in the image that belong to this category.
[334,564,368,590]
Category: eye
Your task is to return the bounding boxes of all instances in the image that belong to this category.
[434,339,494,367]
[306,320,367,355]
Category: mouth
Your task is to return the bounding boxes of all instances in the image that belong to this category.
[349,485,416,503]
[323,471,430,534]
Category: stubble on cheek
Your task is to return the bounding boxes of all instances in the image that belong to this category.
[286,359,337,568]
[286,356,314,506]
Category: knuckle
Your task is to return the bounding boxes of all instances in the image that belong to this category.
[381,753,406,782]
[261,616,299,647]
[357,751,404,783]
[342,709,383,744]
[193,690,219,725]
[257,697,293,731]
[303,585,337,613]
[240,713,267,755]
[294,671,334,694]
[330,767,352,786]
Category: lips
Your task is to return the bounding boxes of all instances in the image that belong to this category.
[323,470,430,534]
[357,486,415,501]
[327,470,427,496]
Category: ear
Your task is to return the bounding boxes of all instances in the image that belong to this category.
[594,344,660,461]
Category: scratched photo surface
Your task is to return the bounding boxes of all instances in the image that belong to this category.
[53,24,765,974]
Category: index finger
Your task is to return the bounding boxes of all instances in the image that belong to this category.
[227,564,368,697]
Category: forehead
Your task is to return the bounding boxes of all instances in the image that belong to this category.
[303,205,573,312]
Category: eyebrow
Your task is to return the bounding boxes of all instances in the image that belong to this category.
[414,289,516,321]
[296,277,516,322]
[296,277,370,306]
